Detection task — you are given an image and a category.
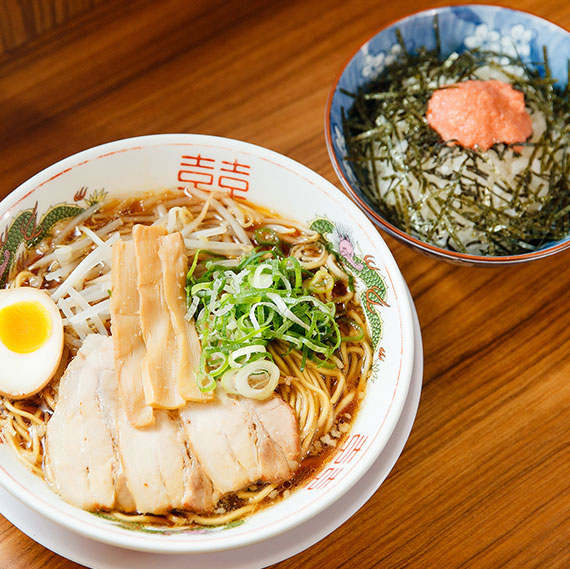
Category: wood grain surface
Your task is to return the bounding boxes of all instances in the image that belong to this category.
[1,0,569,568]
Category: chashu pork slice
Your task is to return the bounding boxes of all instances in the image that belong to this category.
[181,443,218,513]
[110,408,203,515]
[237,395,301,480]
[47,334,216,515]
[45,334,117,511]
[94,334,216,515]
[180,390,260,494]
[180,390,301,495]
[87,334,136,513]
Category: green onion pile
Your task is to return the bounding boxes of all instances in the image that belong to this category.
[186,232,343,397]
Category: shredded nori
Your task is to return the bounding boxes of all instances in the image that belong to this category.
[342,19,570,255]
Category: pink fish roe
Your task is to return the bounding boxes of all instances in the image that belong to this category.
[426,79,533,151]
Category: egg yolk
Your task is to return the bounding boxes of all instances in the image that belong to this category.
[0,300,52,354]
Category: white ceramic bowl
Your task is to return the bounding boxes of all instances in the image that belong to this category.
[0,134,414,553]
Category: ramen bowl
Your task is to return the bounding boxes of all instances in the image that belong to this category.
[0,134,414,553]
[326,5,570,266]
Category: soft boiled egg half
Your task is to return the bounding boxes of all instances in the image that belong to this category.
[0,287,64,399]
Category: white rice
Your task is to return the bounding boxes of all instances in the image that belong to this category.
[367,66,563,255]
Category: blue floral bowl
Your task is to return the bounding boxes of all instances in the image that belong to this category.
[325,5,570,266]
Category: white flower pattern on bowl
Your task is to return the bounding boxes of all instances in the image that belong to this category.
[464,23,534,64]
[361,43,402,79]
[333,125,357,185]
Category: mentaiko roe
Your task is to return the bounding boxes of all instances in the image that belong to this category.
[426,79,533,151]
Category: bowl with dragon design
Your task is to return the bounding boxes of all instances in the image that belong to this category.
[0,134,415,553]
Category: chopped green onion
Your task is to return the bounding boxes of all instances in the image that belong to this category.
[203,350,229,378]
[254,227,280,246]
[197,373,217,392]
[220,368,240,395]
[251,263,274,289]
[228,345,267,368]
[233,360,280,399]
[305,267,334,294]
[187,245,344,389]
[187,249,202,280]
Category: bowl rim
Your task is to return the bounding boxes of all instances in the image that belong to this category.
[0,133,415,553]
[324,4,570,266]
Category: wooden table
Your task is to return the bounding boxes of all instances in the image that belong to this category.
[1,0,569,567]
